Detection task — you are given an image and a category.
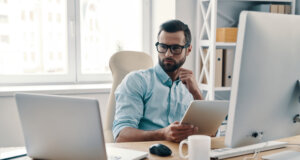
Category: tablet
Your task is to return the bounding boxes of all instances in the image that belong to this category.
[180,100,229,136]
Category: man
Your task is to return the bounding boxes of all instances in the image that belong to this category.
[112,20,203,143]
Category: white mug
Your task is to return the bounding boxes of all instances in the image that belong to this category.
[179,135,211,160]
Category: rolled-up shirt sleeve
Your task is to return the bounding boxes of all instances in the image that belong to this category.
[112,72,145,140]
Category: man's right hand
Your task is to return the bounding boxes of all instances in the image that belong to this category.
[115,122,198,143]
[161,121,198,143]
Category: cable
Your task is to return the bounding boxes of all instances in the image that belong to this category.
[242,132,266,160]
[242,151,259,160]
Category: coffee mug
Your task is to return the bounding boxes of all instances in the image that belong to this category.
[179,135,211,160]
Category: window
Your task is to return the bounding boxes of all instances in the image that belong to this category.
[0,0,175,85]
[78,0,143,82]
[0,0,69,84]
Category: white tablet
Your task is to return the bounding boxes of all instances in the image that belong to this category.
[180,100,229,136]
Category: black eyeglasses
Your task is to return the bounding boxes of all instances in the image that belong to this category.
[155,42,190,55]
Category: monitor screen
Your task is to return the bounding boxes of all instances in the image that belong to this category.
[225,11,300,148]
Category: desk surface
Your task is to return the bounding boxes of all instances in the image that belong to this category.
[4,135,300,160]
[108,135,300,160]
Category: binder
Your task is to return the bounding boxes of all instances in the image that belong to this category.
[215,49,223,87]
[284,5,291,14]
[222,49,235,87]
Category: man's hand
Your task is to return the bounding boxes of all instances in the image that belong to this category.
[178,68,203,100]
[161,121,198,143]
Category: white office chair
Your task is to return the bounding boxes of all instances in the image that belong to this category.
[103,51,153,142]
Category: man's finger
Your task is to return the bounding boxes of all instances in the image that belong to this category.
[179,75,191,80]
[179,72,193,76]
[179,68,192,73]
[172,127,195,134]
[173,131,194,142]
[175,124,195,130]
[173,121,180,124]
[179,73,192,77]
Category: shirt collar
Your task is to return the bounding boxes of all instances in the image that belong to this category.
[154,64,181,86]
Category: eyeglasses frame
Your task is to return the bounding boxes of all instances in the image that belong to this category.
[155,42,190,55]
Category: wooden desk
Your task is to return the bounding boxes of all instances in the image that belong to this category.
[107,135,300,160]
[4,135,300,160]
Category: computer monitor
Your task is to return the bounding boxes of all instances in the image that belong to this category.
[225,11,300,148]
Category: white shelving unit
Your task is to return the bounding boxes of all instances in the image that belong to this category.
[196,0,296,100]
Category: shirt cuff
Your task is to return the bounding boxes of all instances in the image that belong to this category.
[113,122,138,140]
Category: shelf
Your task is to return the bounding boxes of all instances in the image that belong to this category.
[201,0,293,2]
[197,0,295,100]
[200,40,236,48]
[200,84,231,91]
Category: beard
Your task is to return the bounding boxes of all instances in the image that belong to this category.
[159,56,186,73]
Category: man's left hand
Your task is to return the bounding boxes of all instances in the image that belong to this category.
[178,68,203,100]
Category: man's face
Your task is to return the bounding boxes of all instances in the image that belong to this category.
[157,31,191,73]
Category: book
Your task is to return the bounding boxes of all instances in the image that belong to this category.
[278,5,285,14]
[284,5,291,14]
[250,4,292,14]
[270,4,278,13]
[222,49,235,87]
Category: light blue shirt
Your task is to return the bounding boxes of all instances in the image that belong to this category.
[112,64,194,140]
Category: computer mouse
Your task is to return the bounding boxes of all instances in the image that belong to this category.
[149,143,172,157]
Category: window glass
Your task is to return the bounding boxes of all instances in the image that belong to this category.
[80,0,143,74]
[0,0,68,75]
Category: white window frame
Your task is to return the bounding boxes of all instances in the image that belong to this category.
[74,0,110,83]
[0,0,152,85]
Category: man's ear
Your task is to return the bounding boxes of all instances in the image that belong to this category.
[186,45,192,56]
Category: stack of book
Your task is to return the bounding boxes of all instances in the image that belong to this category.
[251,4,291,14]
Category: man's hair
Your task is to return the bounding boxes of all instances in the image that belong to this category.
[157,19,191,46]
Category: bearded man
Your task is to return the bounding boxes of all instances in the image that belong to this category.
[112,20,203,143]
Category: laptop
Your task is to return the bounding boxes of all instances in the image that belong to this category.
[15,93,148,160]
[180,100,229,136]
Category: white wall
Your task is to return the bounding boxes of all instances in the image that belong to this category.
[176,0,197,72]
[0,92,110,147]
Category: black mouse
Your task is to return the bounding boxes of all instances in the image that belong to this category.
[149,143,172,157]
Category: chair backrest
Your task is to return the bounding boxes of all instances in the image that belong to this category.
[103,51,153,142]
